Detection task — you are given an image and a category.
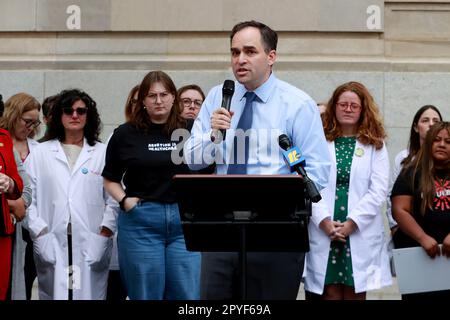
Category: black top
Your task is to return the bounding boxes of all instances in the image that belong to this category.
[102,122,190,203]
[391,167,450,247]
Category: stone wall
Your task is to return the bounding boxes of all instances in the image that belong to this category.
[0,0,450,165]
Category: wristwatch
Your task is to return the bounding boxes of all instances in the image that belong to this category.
[119,195,128,211]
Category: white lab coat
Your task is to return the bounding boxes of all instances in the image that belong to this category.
[25,139,117,300]
[304,140,392,294]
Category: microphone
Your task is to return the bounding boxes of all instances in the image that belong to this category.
[211,80,235,143]
[278,134,322,203]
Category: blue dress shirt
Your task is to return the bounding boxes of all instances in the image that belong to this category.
[184,73,331,191]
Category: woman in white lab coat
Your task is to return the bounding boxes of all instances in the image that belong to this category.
[25,89,117,300]
[304,81,392,299]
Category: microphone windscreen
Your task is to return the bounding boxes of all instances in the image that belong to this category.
[222,80,235,96]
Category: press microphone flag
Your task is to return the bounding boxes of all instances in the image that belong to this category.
[278,134,322,203]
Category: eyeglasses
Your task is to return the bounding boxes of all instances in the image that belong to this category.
[21,117,41,129]
[146,92,172,104]
[62,107,88,116]
[181,98,203,109]
[336,102,361,112]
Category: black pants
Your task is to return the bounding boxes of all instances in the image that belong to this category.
[106,270,127,301]
[200,252,304,300]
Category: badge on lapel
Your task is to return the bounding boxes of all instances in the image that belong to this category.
[355,147,364,157]
[81,167,88,174]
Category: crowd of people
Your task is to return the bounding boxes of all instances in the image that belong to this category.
[0,20,448,300]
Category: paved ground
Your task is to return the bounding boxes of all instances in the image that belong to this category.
[32,278,401,300]
[296,278,401,300]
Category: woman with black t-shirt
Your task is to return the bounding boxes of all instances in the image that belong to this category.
[392,121,450,299]
[102,71,200,300]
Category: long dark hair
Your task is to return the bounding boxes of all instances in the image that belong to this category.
[401,105,442,168]
[43,89,101,146]
[411,122,450,214]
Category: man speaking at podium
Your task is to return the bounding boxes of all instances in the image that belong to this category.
[184,20,330,300]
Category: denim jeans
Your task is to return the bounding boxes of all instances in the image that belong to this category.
[117,201,200,300]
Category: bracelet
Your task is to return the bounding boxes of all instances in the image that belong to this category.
[119,195,128,211]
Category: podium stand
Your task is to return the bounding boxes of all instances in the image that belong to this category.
[173,174,311,299]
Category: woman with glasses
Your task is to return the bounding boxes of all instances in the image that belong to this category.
[304,81,392,299]
[0,93,41,300]
[103,70,200,300]
[177,84,205,120]
[25,89,117,299]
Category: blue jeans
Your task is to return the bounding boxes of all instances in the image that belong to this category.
[117,201,200,300]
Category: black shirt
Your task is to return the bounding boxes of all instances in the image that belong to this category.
[102,122,190,203]
[391,167,450,247]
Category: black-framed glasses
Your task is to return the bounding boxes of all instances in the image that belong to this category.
[21,117,41,129]
[62,107,88,116]
[336,102,361,112]
[181,98,203,109]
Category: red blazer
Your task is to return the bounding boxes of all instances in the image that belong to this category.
[0,128,23,236]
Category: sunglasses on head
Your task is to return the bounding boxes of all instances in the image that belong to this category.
[62,107,88,116]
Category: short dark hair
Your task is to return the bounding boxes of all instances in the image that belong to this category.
[230,20,278,53]
[0,94,4,117]
[44,89,101,146]
[42,94,59,118]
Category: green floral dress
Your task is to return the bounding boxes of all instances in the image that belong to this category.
[324,136,356,286]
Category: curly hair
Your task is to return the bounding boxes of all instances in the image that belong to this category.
[43,89,101,146]
[322,81,386,150]
[0,92,41,138]
[131,70,185,135]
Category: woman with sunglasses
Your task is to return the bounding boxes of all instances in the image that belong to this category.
[304,81,392,299]
[25,89,117,300]
[0,93,41,300]
[103,71,200,300]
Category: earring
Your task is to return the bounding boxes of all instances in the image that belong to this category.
[143,106,147,109]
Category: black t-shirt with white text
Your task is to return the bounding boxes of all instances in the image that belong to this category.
[102,122,189,203]
[391,167,450,247]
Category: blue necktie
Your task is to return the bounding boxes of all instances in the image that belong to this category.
[227,91,256,174]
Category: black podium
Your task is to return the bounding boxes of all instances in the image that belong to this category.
[173,174,311,300]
